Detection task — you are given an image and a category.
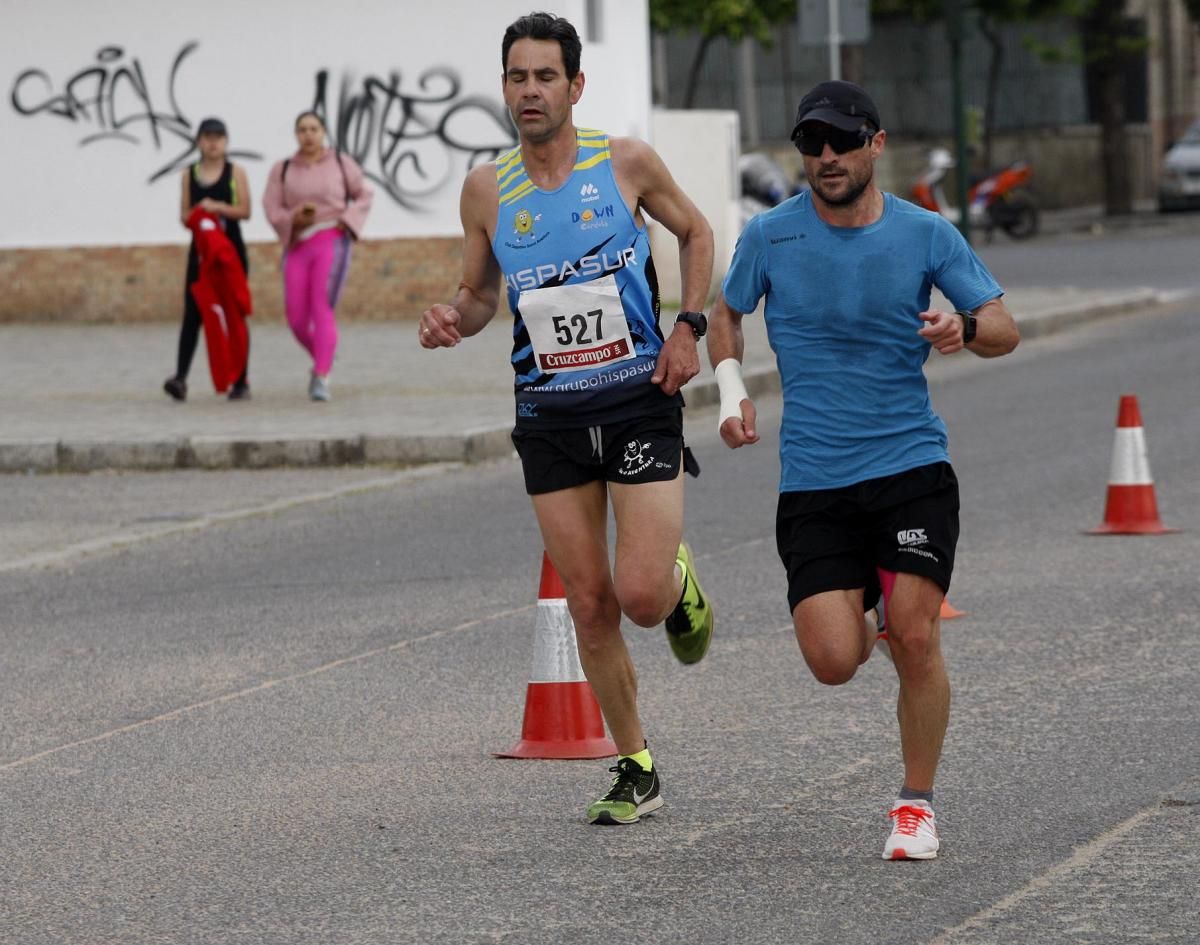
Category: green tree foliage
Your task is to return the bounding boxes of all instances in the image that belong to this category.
[649,0,796,107]
[649,0,797,42]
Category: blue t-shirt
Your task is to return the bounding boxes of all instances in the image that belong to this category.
[722,192,1002,492]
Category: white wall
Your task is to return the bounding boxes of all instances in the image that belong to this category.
[1,0,649,249]
[648,109,741,305]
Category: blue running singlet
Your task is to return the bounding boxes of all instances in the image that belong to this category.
[491,128,681,429]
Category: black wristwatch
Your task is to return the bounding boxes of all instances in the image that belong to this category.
[675,310,708,339]
[956,309,977,344]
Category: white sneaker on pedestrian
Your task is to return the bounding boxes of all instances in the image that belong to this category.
[883,798,939,860]
[309,374,331,402]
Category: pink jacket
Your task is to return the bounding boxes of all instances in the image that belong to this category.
[262,148,374,245]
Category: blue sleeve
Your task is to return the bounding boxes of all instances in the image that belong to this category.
[930,215,1003,312]
[721,216,768,315]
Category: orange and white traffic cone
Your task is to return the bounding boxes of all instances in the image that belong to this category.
[495,553,617,760]
[1089,395,1178,535]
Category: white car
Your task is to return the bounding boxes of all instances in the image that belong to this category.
[1158,121,1200,212]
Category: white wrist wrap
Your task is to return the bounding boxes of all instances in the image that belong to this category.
[715,358,750,427]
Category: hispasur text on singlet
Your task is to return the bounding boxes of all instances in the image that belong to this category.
[492,128,681,430]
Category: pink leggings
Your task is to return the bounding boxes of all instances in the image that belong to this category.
[283,227,351,375]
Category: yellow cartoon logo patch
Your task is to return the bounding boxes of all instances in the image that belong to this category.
[514,209,541,236]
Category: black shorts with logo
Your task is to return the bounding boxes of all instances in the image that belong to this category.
[775,461,960,613]
[511,410,696,495]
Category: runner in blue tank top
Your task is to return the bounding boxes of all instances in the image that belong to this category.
[708,81,1020,860]
[418,12,716,826]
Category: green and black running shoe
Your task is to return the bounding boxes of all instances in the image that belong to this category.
[664,541,714,664]
[586,758,663,825]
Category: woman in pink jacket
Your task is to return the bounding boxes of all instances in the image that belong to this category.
[263,112,373,401]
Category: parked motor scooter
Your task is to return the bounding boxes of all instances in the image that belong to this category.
[910,148,1039,240]
[739,152,807,227]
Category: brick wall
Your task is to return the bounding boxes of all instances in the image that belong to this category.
[0,237,465,323]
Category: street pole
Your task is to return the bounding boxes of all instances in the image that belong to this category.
[946,0,971,244]
[828,0,841,80]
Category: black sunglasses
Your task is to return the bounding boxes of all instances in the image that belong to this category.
[791,123,875,157]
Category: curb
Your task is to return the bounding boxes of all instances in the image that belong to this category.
[0,291,1183,474]
[0,371,782,474]
[0,428,522,474]
[1010,288,1174,341]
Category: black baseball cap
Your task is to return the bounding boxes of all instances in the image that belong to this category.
[791,81,880,137]
[195,117,228,138]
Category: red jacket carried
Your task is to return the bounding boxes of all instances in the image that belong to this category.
[186,207,252,392]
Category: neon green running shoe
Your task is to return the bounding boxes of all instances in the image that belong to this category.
[664,541,714,664]
[586,758,663,825]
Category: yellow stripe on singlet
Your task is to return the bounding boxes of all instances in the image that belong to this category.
[496,130,609,202]
[496,148,523,175]
[499,178,537,205]
[498,164,529,192]
[573,150,611,172]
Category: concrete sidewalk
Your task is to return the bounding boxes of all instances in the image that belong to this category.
[0,284,1182,473]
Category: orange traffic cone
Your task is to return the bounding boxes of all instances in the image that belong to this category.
[878,567,965,619]
[939,598,966,619]
[495,553,617,760]
[1089,395,1178,535]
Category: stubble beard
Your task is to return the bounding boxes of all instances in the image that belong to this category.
[812,166,873,208]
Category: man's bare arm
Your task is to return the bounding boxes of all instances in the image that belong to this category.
[420,165,502,347]
[614,137,713,313]
[917,296,1020,358]
[612,136,714,394]
[707,293,758,448]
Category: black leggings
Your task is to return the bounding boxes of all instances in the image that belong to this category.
[176,246,250,384]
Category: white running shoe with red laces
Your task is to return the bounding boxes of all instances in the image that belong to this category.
[883,798,939,860]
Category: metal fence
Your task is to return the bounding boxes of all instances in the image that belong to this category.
[656,12,1093,142]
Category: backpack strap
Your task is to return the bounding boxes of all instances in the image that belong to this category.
[335,151,350,207]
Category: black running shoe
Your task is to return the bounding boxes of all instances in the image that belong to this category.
[586,758,663,825]
[163,376,187,401]
[227,382,251,400]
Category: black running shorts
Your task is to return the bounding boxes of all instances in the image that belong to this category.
[511,411,685,496]
[775,461,960,613]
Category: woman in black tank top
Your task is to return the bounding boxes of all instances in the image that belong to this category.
[163,117,254,401]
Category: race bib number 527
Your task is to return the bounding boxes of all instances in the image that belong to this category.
[518,274,636,373]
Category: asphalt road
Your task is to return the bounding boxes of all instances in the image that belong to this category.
[2,306,1198,944]
[978,211,1200,295]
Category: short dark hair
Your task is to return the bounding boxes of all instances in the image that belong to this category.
[294,110,325,132]
[502,12,582,80]
[195,117,227,140]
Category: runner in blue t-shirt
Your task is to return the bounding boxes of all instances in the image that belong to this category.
[418,13,716,827]
[708,81,1020,861]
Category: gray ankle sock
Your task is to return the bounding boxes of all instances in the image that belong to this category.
[899,785,934,805]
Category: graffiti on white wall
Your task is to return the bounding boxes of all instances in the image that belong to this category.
[313,67,515,210]
[9,43,263,183]
[8,45,514,210]
[1,3,650,247]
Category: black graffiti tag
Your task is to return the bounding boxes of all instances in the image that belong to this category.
[313,66,516,210]
[10,43,260,182]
